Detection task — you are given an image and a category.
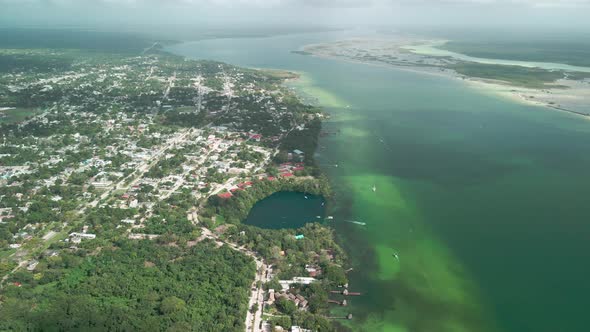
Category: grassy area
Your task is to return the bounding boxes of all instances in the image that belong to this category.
[449,62,566,89]
[44,229,68,247]
[0,108,41,124]
[441,40,590,67]
[213,214,226,227]
[0,248,16,260]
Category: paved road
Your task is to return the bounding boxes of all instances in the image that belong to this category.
[199,227,268,332]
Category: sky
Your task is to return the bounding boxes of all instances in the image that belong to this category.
[1,0,589,33]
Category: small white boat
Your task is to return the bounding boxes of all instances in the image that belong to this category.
[346,220,366,226]
[372,185,376,192]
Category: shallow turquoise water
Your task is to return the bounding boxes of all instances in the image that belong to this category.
[169,31,590,332]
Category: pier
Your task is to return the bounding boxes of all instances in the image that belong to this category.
[327,299,348,306]
[330,289,361,296]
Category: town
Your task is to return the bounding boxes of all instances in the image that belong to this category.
[0,47,350,331]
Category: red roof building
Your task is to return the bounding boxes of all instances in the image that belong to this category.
[218,192,233,199]
[238,181,253,188]
[281,173,293,178]
[292,167,305,171]
[267,176,276,181]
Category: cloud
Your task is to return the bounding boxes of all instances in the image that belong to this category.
[1,0,589,7]
[1,0,589,29]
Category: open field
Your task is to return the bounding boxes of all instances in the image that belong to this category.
[0,107,41,123]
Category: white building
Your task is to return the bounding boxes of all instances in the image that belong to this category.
[69,232,96,240]
[279,277,317,291]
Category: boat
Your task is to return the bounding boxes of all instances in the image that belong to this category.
[346,220,366,226]
[372,185,376,192]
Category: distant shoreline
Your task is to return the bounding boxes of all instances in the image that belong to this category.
[298,42,590,118]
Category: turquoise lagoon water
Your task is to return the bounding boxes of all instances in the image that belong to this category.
[169,32,590,332]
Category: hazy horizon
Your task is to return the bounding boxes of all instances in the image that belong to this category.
[2,0,590,34]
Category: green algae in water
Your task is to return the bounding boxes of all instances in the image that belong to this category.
[169,32,590,332]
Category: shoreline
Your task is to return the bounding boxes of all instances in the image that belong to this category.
[164,36,590,332]
[299,45,590,119]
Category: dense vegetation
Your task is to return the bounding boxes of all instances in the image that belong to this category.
[0,240,255,332]
[279,118,322,165]
[0,53,73,73]
[228,223,346,281]
[220,223,350,332]
[449,62,566,88]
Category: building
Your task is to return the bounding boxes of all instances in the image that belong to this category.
[218,192,233,199]
[69,232,96,242]
[27,260,39,271]
[279,277,317,291]
[293,149,305,161]
[267,289,276,305]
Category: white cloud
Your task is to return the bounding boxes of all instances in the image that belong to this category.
[1,0,589,7]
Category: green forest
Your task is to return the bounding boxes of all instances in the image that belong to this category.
[0,240,255,332]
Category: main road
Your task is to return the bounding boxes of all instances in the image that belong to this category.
[198,227,269,332]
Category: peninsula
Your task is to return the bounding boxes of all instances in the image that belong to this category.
[298,37,590,117]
